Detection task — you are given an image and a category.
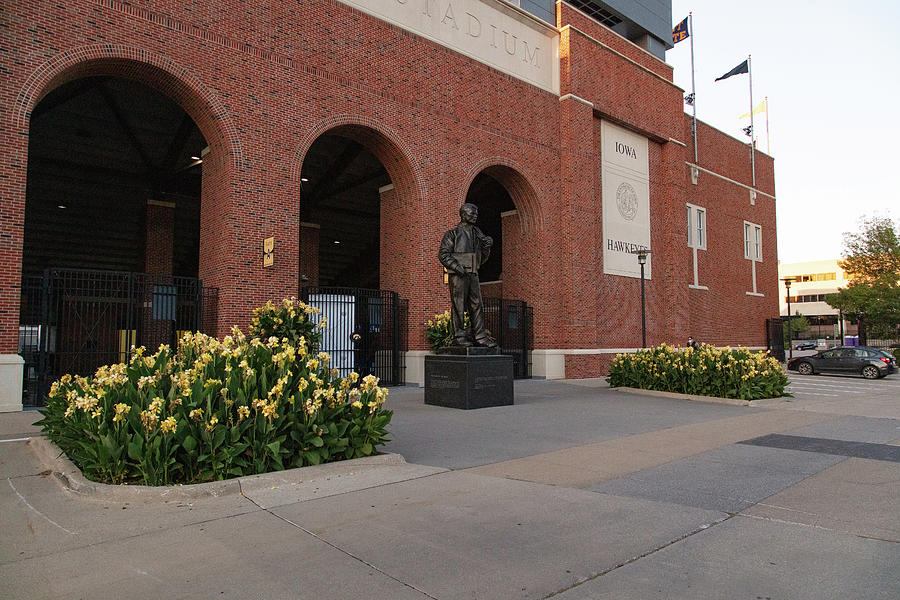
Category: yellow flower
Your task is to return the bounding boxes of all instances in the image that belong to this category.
[140,409,159,431]
[237,405,251,421]
[160,416,177,435]
[261,402,278,420]
[306,358,319,371]
[189,408,204,421]
[205,414,219,432]
[112,403,131,423]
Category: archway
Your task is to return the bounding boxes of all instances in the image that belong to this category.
[463,163,542,378]
[24,75,206,278]
[462,163,542,303]
[299,133,389,289]
[20,73,215,404]
[297,124,419,384]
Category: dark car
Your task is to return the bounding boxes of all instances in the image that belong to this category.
[788,346,898,379]
[793,341,817,351]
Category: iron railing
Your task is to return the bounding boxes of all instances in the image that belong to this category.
[300,287,408,386]
[19,269,218,406]
[483,297,531,378]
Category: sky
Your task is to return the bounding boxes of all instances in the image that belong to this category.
[666,0,900,265]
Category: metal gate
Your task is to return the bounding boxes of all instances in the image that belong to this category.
[483,298,531,379]
[300,287,408,386]
[19,269,218,407]
[766,318,785,362]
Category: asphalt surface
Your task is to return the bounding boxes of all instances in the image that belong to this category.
[2,376,898,599]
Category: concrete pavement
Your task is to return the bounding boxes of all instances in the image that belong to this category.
[2,377,898,599]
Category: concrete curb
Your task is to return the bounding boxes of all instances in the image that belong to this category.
[27,435,408,502]
[613,386,764,407]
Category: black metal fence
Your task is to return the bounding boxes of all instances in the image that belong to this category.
[483,298,531,379]
[300,287,408,386]
[19,269,218,407]
[766,317,785,362]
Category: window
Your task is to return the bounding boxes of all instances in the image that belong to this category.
[686,204,706,249]
[744,221,762,261]
[686,204,708,289]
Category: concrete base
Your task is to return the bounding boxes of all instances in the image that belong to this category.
[0,354,24,413]
[403,350,431,387]
[424,352,514,409]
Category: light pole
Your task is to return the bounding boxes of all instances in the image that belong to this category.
[782,277,794,360]
[636,249,651,348]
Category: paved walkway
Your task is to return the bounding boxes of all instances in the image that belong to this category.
[2,377,898,599]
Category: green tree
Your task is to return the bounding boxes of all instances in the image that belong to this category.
[783,311,811,349]
[789,312,810,336]
[826,216,900,342]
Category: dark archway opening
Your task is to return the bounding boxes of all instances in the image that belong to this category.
[24,75,206,279]
[20,75,211,406]
[299,134,390,289]
[464,173,516,285]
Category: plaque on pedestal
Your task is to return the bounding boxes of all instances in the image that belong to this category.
[424,350,514,410]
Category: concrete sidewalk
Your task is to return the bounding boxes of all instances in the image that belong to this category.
[2,379,898,599]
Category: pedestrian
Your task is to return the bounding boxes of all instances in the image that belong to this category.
[687,336,699,349]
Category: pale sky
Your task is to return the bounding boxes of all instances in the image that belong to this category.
[666,0,900,265]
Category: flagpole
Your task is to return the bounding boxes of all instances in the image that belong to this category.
[689,12,698,163]
[748,55,756,187]
[765,95,770,154]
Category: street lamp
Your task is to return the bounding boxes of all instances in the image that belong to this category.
[634,249,651,348]
[782,277,794,360]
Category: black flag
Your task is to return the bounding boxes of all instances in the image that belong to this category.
[715,60,749,81]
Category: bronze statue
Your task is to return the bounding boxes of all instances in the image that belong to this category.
[438,203,497,348]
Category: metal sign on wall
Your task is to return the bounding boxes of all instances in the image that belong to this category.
[601,120,651,279]
[334,0,560,94]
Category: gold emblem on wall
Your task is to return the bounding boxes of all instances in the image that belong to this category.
[263,237,275,267]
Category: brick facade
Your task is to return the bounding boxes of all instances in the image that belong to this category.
[0,1,778,380]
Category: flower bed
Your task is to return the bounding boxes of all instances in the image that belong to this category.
[36,298,392,486]
[606,344,789,401]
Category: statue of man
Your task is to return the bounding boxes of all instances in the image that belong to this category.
[438,203,497,348]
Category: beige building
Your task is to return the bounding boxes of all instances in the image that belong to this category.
[778,260,855,340]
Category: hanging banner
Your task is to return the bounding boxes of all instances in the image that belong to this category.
[601,120,651,278]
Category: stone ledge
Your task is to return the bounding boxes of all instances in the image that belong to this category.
[27,435,410,503]
[613,386,769,407]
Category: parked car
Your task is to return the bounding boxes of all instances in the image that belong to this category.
[788,346,897,379]
[793,341,817,351]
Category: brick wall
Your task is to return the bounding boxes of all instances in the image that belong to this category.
[0,0,778,379]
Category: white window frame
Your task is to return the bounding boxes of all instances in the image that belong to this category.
[743,221,764,296]
[686,204,708,290]
[744,221,762,262]
[686,204,706,250]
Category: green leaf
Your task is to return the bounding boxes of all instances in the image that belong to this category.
[310,436,324,448]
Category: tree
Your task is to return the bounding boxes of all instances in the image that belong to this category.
[789,312,810,336]
[826,216,900,342]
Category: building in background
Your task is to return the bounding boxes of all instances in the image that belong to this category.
[778,260,855,341]
[512,0,673,58]
[1,1,779,410]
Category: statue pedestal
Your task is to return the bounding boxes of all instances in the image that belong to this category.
[424,347,514,409]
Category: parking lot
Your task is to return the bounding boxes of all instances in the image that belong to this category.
[754,371,900,419]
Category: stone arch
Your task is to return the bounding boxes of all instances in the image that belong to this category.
[459,157,544,233]
[14,44,243,170]
[292,114,424,210]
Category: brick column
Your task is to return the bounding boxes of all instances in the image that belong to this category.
[143,199,175,349]
[300,222,320,288]
[555,94,598,350]
[145,199,175,275]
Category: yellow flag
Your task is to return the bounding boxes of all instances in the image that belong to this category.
[739,99,767,120]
